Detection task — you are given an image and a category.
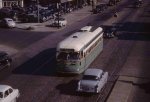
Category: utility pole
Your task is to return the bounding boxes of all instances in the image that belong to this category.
[91,0,96,13]
[57,3,60,29]
[77,0,79,9]
[91,0,94,12]
[37,0,40,23]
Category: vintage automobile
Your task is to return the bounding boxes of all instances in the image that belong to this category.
[103,26,117,38]
[103,29,116,38]
[51,17,67,27]
[0,18,16,28]
[0,85,20,102]
[0,51,12,70]
[93,3,108,14]
[134,0,143,8]
[77,68,108,93]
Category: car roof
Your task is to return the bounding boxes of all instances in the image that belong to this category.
[0,85,11,92]
[3,18,13,21]
[84,68,103,77]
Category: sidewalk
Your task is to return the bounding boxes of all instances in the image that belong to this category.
[107,76,133,102]
[107,76,149,102]
[16,6,92,32]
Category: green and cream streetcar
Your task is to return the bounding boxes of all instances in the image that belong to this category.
[56,26,103,74]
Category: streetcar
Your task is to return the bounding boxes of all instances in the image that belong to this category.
[56,26,103,74]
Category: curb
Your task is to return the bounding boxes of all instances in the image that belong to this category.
[16,25,37,30]
[107,76,133,102]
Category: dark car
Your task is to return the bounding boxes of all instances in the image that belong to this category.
[134,0,143,8]
[93,3,108,14]
[0,51,12,70]
[103,29,116,38]
[108,0,120,6]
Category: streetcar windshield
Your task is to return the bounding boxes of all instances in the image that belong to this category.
[57,52,79,60]
[0,92,3,98]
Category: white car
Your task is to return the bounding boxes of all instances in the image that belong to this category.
[0,85,20,102]
[52,17,67,27]
[77,68,108,93]
[80,26,92,32]
[0,18,16,28]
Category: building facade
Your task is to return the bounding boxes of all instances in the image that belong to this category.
[0,0,23,8]
[0,0,97,8]
[0,0,2,8]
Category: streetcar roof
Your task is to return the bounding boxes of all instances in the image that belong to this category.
[57,27,103,52]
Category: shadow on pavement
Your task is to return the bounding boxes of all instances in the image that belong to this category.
[56,79,94,97]
[12,48,57,76]
[117,32,150,41]
[133,81,150,94]
[115,22,150,41]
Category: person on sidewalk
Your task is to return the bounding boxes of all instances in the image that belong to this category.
[114,12,118,17]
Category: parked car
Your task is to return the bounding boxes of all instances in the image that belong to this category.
[134,0,143,8]
[77,68,108,93]
[93,3,108,14]
[51,17,67,27]
[0,8,12,20]
[0,85,20,102]
[0,18,16,28]
[0,51,12,70]
[108,0,117,6]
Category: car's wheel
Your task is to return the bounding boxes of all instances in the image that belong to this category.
[60,24,63,27]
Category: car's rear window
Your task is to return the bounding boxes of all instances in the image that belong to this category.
[83,75,98,80]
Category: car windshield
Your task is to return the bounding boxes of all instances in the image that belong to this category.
[0,53,7,60]
[104,29,112,33]
[83,75,98,80]
[7,19,13,22]
[0,92,3,98]
[57,52,79,60]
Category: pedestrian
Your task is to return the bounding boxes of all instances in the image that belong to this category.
[114,12,118,17]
